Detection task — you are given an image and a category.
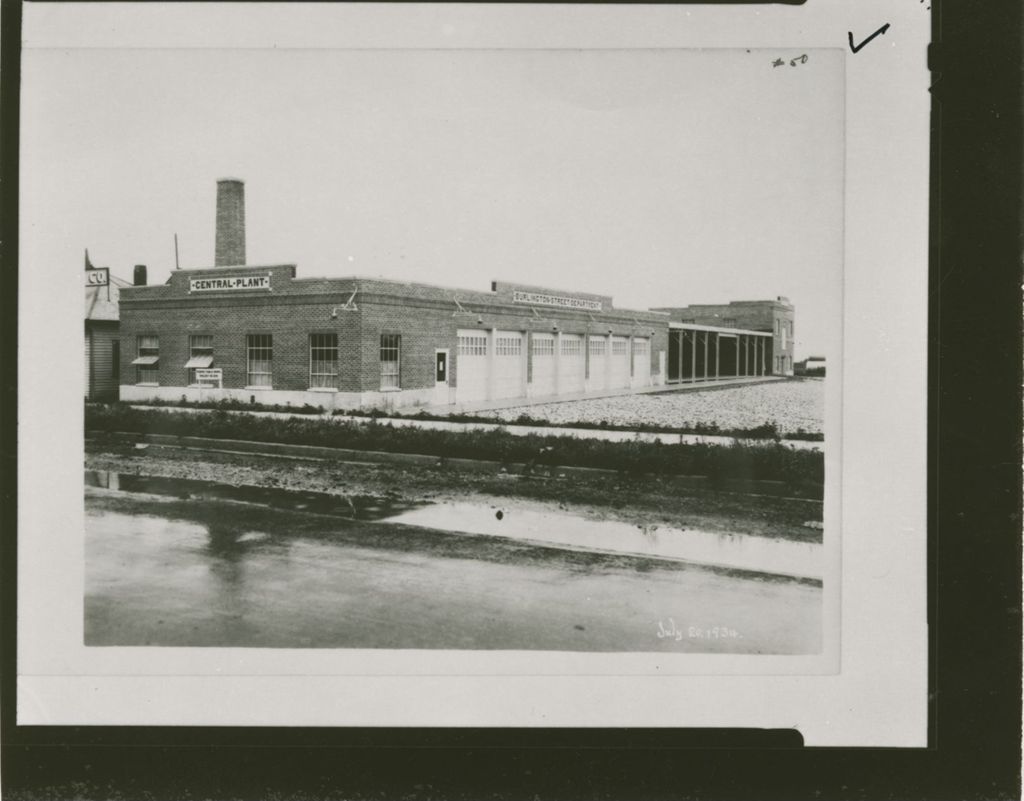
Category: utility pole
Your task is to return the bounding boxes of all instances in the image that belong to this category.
[174,233,180,270]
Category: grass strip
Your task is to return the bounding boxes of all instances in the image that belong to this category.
[87,403,824,489]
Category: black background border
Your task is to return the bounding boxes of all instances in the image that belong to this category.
[2,0,1021,798]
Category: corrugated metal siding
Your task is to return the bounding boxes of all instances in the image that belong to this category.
[84,330,92,399]
[87,323,120,399]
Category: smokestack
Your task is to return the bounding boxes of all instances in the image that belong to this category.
[133,264,147,286]
[215,178,246,266]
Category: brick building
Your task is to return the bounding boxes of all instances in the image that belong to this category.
[119,180,673,411]
[84,253,131,401]
[117,179,793,411]
[652,298,796,377]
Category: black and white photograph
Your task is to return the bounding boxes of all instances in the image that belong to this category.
[17,1,932,743]
[58,44,840,655]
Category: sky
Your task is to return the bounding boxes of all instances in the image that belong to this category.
[22,47,843,357]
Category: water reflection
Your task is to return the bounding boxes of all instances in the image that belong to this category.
[385,502,823,581]
[204,521,247,616]
[85,470,821,581]
[201,521,285,622]
[85,470,428,520]
[86,470,120,491]
[206,520,258,560]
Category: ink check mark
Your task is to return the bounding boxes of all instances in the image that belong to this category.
[848,24,891,54]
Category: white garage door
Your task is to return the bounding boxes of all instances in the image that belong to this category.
[631,337,651,387]
[530,333,556,397]
[494,331,525,400]
[560,334,585,394]
[610,336,631,389]
[587,337,608,391]
[456,330,488,403]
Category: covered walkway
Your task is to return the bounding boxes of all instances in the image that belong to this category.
[666,323,774,383]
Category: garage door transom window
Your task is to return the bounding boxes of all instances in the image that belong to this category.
[561,338,582,356]
[496,337,521,356]
[532,337,554,356]
[459,335,487,356]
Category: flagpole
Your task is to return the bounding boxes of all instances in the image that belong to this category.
[174,234,180,270]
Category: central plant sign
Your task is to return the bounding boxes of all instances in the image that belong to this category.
[512,290,602,312]
[190,275,270,292]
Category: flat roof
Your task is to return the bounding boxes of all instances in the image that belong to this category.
[668,321,772,336]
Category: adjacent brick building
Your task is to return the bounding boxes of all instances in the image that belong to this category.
[84,254,131,401]
[116,179,794,411]
[652,298,796,377]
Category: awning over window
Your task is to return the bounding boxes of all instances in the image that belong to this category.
[184,355,214,369]
[131,356,159,365]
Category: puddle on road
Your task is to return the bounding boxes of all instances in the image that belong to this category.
[87,470,822,580]
[85,470,427,522]
[384,502,823,581]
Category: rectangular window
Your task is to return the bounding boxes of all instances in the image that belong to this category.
[721,318,737,328]
[458,334,487,356]
[186,334,214,385]
[531,337,554,357]
[588,338,606,357]
[612,339,628,356]
[134,335,159,384]
[309,333,338,388]
[111,341,120,380]
[496,336,522,356]
[246,334,273,387]
[380,333,400,389]
[561,338,582,356]
[632,338,649,356]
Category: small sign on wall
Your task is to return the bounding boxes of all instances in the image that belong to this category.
[85,268,109,286]
[512,289,602,312]
[195,368,223,388]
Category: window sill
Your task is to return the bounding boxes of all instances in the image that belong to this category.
[379,387,402,393]
[244,386,273,391]
[136,383,159,387]
[307,387,338,393]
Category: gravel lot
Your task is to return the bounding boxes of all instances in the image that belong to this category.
[485,378,824,435]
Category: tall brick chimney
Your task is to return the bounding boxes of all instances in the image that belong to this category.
[215,178,246,266]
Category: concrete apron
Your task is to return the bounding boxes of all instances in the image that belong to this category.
[124,402,821,452]
[430,375,785,416]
